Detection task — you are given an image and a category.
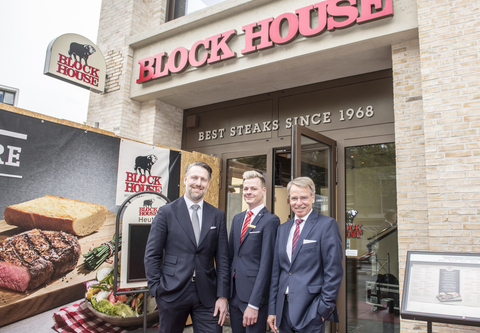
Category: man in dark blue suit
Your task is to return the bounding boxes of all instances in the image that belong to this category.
[267,177,343,333]
[145,162,229,333]
[229,171,280,333]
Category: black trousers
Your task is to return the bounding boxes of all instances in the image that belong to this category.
[279,297,325,333]
[229,280,268,333]
[156,281,222,333]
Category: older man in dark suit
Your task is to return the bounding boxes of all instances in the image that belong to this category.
[229,171,280,333]
[267,177,343,333]
[145,162,229,333]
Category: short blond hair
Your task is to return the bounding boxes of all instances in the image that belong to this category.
[287,177,315,198]
[243,170,265,188]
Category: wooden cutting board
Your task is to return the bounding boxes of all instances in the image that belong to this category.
[0,211,118,327]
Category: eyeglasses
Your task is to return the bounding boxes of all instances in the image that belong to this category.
[289,196,312,202]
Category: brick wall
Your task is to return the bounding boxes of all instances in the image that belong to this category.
[392,39,430,333]
[87,0,183,147]
[394,0,480,331]
[417,0,480,256]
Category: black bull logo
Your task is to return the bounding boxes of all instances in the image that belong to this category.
[134,154,158,176]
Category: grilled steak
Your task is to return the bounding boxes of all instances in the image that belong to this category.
[0,229,81,292]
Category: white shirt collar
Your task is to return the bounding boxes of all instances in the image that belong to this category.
[184,195,204,210]
[247,204,264,217]
[294,208,313,223]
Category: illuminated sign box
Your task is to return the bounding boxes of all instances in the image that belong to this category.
[44,33,106,93]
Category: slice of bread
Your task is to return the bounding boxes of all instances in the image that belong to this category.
[4,195,107,236]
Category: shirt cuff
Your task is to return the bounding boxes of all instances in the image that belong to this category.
[248,303,259,310]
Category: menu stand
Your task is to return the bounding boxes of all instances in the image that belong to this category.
[112,191,171,333]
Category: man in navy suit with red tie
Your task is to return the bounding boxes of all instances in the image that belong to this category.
[267,177,343,333]
[145,162,229,333]
[229,171,280,333]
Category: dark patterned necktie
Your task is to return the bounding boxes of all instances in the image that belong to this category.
[292,219,302,257]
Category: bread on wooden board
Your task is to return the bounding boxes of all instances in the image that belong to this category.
[4,195,107,236]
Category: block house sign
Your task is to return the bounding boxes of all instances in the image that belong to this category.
[137,0,393,83]
[44,33,106,93]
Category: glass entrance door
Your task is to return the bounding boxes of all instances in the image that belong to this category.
[221,133,399,333]
[224,153,269,233]
[345,143,399,333]
[291,125,337,219]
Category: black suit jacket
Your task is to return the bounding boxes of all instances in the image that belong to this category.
[144,196,229,308]
[229,207,280,310]
[268,209,343,329]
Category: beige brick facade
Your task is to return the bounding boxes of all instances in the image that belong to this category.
[87,0,184,148]
[87,1,480,331]
[392,0,480,331]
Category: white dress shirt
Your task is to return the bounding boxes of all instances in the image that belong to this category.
[244,204,264,225]
[242,204,264,311]
[184,195,204,230]
[184,196,204,277]
[285,208,314,294]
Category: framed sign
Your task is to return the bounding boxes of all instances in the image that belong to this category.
[401,251,480,326]
[116,191,170,288]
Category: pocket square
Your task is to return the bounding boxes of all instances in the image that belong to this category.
[303,239,317,244]
[210,226,217,229]
[250,231,261,234]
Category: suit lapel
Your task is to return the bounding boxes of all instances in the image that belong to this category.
[240,207,267,247]
[176,197,197,247]
[198,202,214,246]
[291,210,318,264]
[236,211,246,250]
[283,218,294,264]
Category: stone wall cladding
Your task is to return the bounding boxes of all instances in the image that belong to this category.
[416,0,480,259]
[87,0,182,146]
[394,0,480,331]
[392,39,429,333]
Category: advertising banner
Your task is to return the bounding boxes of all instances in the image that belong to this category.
[0,109,120,219]
[0,108,181,326]
[115,139,173,205]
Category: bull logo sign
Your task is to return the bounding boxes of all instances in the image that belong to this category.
[115,139,171,205]
[44,33,106,93]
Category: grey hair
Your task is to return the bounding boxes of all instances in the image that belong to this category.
[286,177,315,198]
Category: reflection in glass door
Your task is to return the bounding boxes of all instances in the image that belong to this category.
[345,143,399,333]
[292,125,336,219]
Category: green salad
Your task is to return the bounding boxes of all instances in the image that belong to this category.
[85,267,157,318]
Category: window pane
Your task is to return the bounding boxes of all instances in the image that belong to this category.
[345,143,400,333]
[300,136,330,216]
[0,91,4,103]
[225,155,267,234]
[4,92,15,105]
[186,0,226,15]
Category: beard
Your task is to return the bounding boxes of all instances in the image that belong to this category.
[187,186,206,202]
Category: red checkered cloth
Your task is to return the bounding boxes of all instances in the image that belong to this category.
[53,301,127,333]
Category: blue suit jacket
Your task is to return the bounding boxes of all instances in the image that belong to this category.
[268,209,343,329]
[229,207,280,310]
[144,196,229,308]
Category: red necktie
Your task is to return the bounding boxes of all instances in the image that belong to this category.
[240,211,254,243]
[292,219,302,257]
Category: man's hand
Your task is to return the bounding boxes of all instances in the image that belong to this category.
[214,297,228,326]
[243,306,258,327]
[267,315,277,333]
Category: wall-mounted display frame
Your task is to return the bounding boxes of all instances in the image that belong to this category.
[401,251,480,327]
